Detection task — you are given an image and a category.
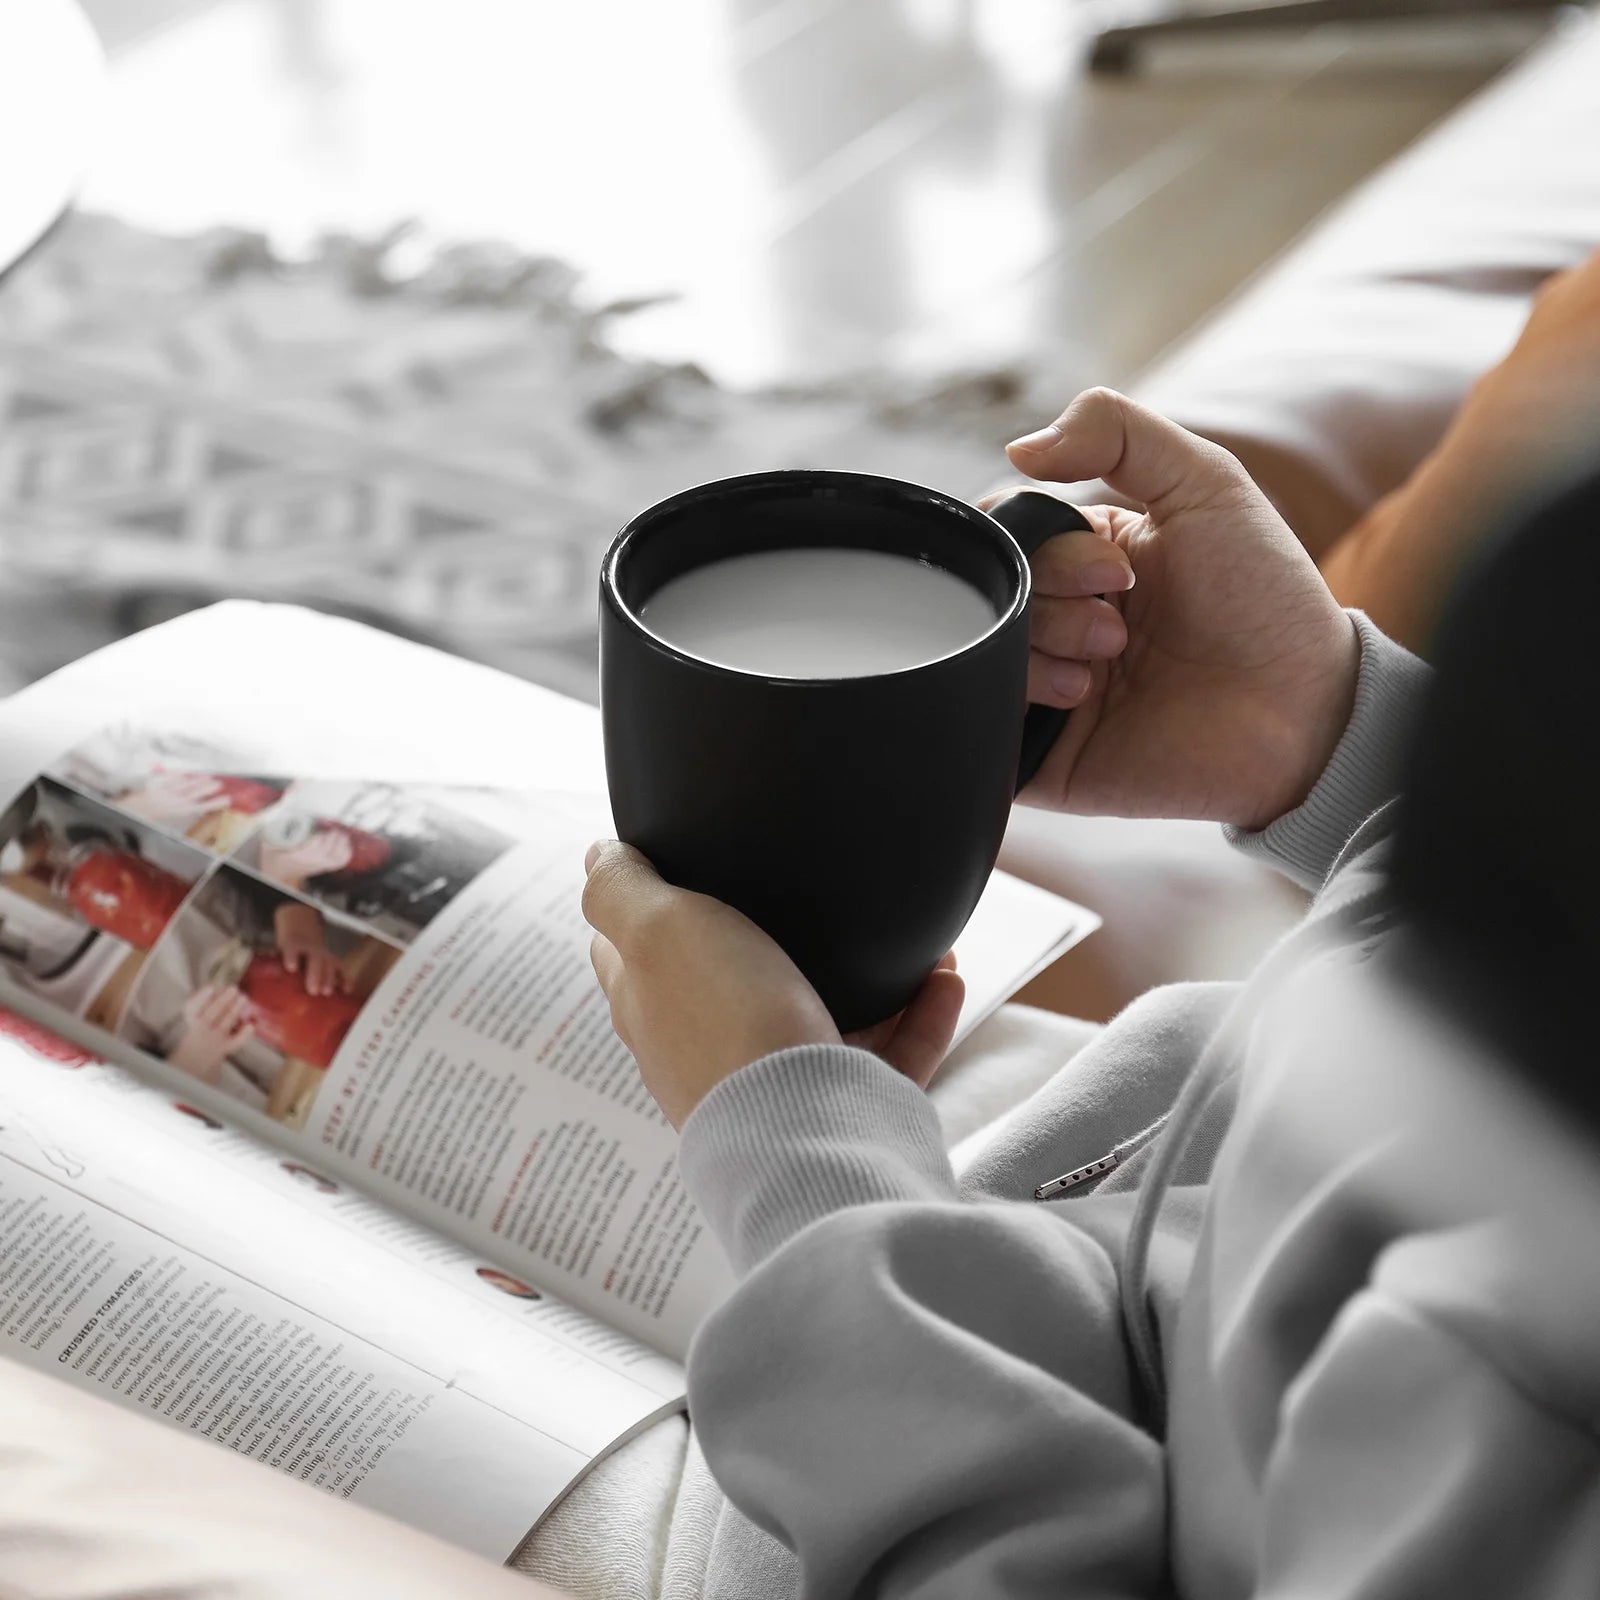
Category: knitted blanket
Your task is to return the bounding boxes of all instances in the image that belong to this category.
[0,214,1037,700]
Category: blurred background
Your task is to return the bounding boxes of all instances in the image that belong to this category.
[0,0,1563,699]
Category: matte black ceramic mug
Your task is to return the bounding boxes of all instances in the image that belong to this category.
[599,470,1091,1031]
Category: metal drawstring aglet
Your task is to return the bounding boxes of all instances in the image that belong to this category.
[1034,1152,1119,1201]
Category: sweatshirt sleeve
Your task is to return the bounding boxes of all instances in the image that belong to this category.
[1246,1289,1600,1598]
[679,1046,1166,1597]
[677,1043,958,1273]
[1225,611,1431,892]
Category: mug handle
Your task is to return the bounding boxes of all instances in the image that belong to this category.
[985,489,1096,794]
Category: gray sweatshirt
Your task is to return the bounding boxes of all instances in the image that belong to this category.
[676,613,1600,1598]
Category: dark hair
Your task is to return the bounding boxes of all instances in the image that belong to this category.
[1389,451,1600,1136]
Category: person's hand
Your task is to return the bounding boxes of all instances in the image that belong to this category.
[169,985,256,1080]
[274,902,349,996]
[987,388,1359,831]
[582,842,966,1128]
[118,771,228,830]
[259,827,354,890]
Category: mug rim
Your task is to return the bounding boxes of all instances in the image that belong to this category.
[599,468,1031,688]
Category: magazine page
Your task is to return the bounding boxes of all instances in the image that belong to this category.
[0,1014,682,1558]
[0,728,735,1362]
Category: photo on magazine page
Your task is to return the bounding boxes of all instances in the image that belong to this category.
[0,776,214,1033]
[47,727,520,947]
[46,726,294,855]
[224,779,516,945]
[112,864,403,1131]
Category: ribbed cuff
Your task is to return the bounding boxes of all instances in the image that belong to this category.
[678,1044,958,1276]
[1226,612,1431,892]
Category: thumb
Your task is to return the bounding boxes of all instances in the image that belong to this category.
[581,839,675,951]
[1005,387,1250,515]
[877,965,966,1088]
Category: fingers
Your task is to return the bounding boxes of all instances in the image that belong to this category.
[277,832,351,880]
[1027,529,1135,599]
[844,953,963,1073]
[1031,595,1127,661]
[171,772,223,802]
[305,952,347,997]
[279,942,348,996]
[877,966,966,1089]
[1028,650,1098,709]
[190,985,228,1029]
[1003,523,1131,714]
[845,1016,896,1054]
[588,932,635,1052]
[1006,387,1248,513]
[219,989,254,1036]
[582,840,675,952]
[192,985,254,1037]
[589,931,623,998]
[1025,587,1124,711]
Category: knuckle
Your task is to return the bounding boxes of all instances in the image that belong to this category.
[581,846,686,960]
[629,897,678,955]
[1070,385,1125,425]
[1031,592,1083,635]
[1198,438,1243,478]
[579,856,620,927]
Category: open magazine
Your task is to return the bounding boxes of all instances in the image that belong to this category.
[0,604,1097,1561]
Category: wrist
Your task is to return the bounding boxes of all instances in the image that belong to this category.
[1235,614,1362,832]
[651,1011,842,1129]
[275,902,321,943]
[1225,611,1432,890]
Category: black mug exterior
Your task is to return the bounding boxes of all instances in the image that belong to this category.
[599,471,1090,1031]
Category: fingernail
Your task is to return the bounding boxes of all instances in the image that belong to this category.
[1081,562,1134,593]
[1049,660,1091,700]
[584,840,607,873]
[1087,616,1123,656]
[1007,423,1061,453]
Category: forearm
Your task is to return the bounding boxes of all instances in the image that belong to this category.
[1226,611,1431,892]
